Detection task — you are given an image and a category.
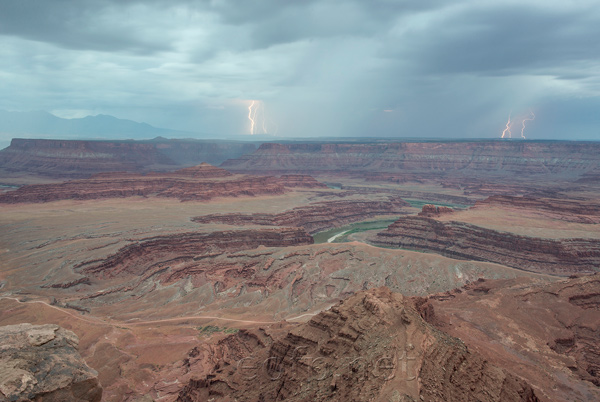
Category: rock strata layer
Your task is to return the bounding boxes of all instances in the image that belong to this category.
[193,197,409,234]
[371,216,600,275]
[0,164,325,203]
[0,323,102,402]
[221,141,600,176]
[177,287,539,402]
[0,138,257,179]
[82,228,314,279]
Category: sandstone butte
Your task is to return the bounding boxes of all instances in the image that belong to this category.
[417,204,454,217]
[0,323,102,402]
[0,164,326,203]
[193,197,410,234]
[370,216,600,276]
[176,287,540,402]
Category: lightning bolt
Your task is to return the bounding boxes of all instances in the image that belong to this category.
[248,100,256,135]
[501,113,512,139]
[270,120,279,135]
[261,105,267,134]
[520,111,535,139]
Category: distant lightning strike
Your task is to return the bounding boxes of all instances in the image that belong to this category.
[520,111,535,139]
[247,100,271,135]
[248,100,256,135]
[500,110,536,139]
[501,114,512,139]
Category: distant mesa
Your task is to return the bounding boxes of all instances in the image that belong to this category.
[0,138,259,181]
[220,141,600,177]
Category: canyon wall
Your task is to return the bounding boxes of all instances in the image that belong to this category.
[371,216,600,275]
[0,138,258,179]
[82,228,314,279]
[193,197,409,234]
[221,141,600,177]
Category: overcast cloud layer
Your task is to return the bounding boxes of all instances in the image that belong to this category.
[1,0,599,140]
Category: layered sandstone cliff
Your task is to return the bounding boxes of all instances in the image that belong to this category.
[0,138,257,179]
[0,165,325,203]
[193,197,409,234]
[221,141,600,176]
[371,217,600,275]
[81,228,314,280]
[177,287,539,402]
[0,323,102,402]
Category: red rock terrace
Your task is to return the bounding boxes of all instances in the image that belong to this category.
[0,164,326,203]
[370,216,600,276]
[193,197,410,234]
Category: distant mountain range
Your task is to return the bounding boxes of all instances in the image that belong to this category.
[0,110,191,143]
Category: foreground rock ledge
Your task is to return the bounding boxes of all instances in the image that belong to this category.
[0,323,102,402]
[178,287,539,402]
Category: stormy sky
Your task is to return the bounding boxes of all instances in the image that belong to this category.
[1,0,599,140]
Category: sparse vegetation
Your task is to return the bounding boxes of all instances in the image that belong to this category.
[197,325,239,336]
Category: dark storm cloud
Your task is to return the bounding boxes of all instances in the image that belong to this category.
[0,0,174,53]
[397,4,600,78]
[212,0,442,48]
[0,0,599,140]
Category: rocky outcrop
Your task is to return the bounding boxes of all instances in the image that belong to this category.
[0,138,258,180]
[0,323,102,402]
[423,274,600,402]
[418,204,454,217]
[193,197,409,234]
[82,228,314,279]
[221,141,600,176]
[0,164,322,203]
[277,174,328,189]
[177,287,539,402]
[371,217,600,275]
[474,195,600,224]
